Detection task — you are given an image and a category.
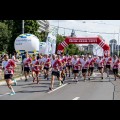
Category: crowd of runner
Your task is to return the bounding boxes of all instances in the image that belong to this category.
[1,52,120,95]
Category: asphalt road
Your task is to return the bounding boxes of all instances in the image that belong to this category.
[0,72,117,100]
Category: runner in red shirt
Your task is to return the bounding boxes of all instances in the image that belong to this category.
[43,54,51,80]
[38,54,44,77]
[72,55,81,82]
[88,55,95,80]
[23,53,32,81]
[96,56,105,79]
[104,55,112,77]
[112,55,120,80]
[81,56,89,81]
[49,54,63,91]
[31,54,40,84]
[60,53,67,81]
[66,55,72,77]
[2,54,17,95]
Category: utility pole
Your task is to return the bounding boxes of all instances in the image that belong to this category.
[22,20,24,34]
[118,27,120,56]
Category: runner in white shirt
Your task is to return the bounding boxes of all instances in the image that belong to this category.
[112,55,120,80]
[96,56,105,79]
[81,56,89,81]
[2,54,17,95]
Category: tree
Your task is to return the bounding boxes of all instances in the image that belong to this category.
[56,34,65,46]
[0,22,10,52]
[39,31,48,42]
[0,20,43,54]
[8,20,40,53]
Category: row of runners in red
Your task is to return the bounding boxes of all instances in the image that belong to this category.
[1,53,120,93]
[22,53,120,90]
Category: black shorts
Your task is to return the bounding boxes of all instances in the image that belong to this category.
[106,65,111,69]
[62,66,66,70]
[88,67,94,73]
[98,67,103,70]
[52,71,60,78]
[73,70,79,73]
[24,67,30,73]
[113,69,118,75]
[44,67,49,71]
[4,74,13,80]
[82,69,87,74]
[66,65,72,69]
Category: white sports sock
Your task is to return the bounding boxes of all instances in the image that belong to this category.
[107,70,109,76]
[11,87,15,93]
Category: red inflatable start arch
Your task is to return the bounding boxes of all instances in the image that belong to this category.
[57,37,110,57]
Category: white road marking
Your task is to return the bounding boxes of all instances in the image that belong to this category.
[72,97,80,100]
[0,93,10,97]
[48,83,68,94]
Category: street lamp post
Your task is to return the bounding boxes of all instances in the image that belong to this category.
[22,20,24,34]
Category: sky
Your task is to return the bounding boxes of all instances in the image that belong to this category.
[48,20,120,45]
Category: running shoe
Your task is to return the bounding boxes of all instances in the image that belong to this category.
[69,74,70,77]
[75,79,78,82]
[37,80,39,84]
[25,79,28,82]
[47,78,49,80]
[88,78,90,80]
[33,78,35,82]
[44,75,47,79]
[49,87,53,91]
[9,92,15,95]
[61,80,64,84]
[59,81,62,86]
[101,77,103,79]
[14,80,17,86]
